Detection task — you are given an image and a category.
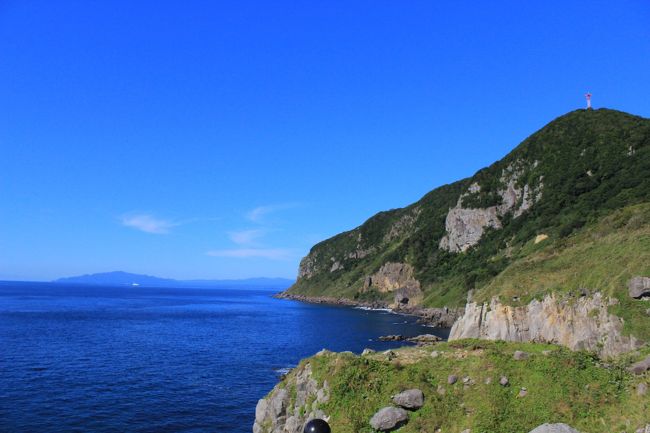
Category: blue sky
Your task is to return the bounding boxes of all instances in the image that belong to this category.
[1,1,649,281]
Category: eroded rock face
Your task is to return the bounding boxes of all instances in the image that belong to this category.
[298,254,319,280]
[362,262,421,294]
[253,363,330,433]
[439,207,501,253]
[440,162,543,253]
[449,293,641,358]
[415,307,463,328]
[392,285,424,308]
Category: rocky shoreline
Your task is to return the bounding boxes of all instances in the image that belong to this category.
[274,292,462,328]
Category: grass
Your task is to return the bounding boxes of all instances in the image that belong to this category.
[293,341,650,433]
[474,203,650,341]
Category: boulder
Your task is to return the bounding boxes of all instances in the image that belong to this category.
[448,375,458,385]
[528,424,582,433]
[518,387,528,397]
[628,355,650,375]
[629,276,650,299]
[362,348,376,356]
[369,406,408,431]
[514,350,529,360]
[499,376,509,386]
[637,382,647,396]
[392,389,424,410]
[635,425,650,433]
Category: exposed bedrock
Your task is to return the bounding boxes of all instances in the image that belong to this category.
[449,293,641,358]
[439,206,501,253]
[253,362,330,433]
[440,164,543,253]
[362,262,420,294]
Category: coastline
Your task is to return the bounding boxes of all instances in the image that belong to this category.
[274,292,461,328]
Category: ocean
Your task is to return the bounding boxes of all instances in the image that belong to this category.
[0,281,447,432]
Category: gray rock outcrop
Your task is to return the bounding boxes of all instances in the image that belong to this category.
[253,363,330,433]
[392,285,423,308]
[439,206,501,253]
[449,292,640,358]
[629,276,650,299]
[414,306,463,327]
[369,406,408,431]
[297,254,319,280]
[528,424,582,433]
[391,389,424,410]
[439,163,543,253]
[362,262,421,294]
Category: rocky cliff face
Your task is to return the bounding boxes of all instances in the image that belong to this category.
[439,165,543,253]
[253,360,330,433]
[449,293,641,358]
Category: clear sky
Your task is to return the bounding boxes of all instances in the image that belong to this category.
[1,1,649,281]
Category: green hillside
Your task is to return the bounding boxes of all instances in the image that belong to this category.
[286,109,650,312]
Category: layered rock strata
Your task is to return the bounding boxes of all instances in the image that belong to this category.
[449,293,640,358]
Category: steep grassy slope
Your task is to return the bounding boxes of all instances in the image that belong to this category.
[283,342,650,433]
[474,203,650,342]
[286,109,650,310]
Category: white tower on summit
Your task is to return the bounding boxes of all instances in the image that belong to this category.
[585,92,592,109]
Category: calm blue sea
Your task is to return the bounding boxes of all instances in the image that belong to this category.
[0,281,447,432]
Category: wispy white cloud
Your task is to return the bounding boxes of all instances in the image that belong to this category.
[206,248,294,260]
[245,203,299,223]
[228,229,265,246]
[120,213,177,234]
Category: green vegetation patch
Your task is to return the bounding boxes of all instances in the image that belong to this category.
[307,341,649,433]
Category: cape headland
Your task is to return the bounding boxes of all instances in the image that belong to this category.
[258,108,650,432]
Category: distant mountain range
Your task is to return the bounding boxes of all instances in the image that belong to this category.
[54,271,294,290]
